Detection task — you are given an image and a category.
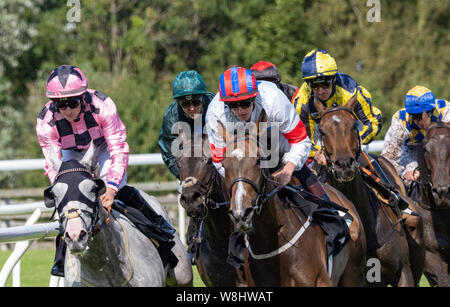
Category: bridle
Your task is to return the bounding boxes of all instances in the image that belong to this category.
[227,134,280,216]
[179,155,229,219]
[319,107,362,181]
[54,167,103,239]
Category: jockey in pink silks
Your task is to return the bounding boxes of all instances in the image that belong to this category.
[36,65,175,277]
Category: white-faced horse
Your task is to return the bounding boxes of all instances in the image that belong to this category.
[44,144,192,286]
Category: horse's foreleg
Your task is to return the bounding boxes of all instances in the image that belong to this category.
[396,265,415,287]
[424,250,450,287]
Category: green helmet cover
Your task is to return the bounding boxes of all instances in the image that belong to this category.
[172,70,207,99]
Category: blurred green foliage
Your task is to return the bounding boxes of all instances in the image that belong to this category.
[0,0,448,188]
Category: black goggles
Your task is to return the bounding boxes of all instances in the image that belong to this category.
[307,77,334,89]
[53,96,82,110]
[411,110,434,121]
[177,95,203,108]
[224,98,255,109]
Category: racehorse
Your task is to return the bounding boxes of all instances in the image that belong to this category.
[43,144,192,286]
[411,120,450,286]
[314,95,424,286]
[177,131,247,286]
[218,112,366,287]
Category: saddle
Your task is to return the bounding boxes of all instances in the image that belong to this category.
[280,185,353,259]
[112,201,179,269]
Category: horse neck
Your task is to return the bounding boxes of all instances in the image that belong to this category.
[202,175,233,247]
[328,170,377,238]
[249,184,290,250]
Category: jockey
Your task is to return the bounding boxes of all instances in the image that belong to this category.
[381,85,450,188]
[206,66,330,201]
[250,61,298,101]
[291,49,382,165]
[36,65,174,277]
[250,61,331,200]
[158,70,215,180]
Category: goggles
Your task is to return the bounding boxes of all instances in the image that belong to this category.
[53,96,82,110]
[307,76,334,89]
[224,98,255,109]
[411,110,434,121]
[177,94,203,108]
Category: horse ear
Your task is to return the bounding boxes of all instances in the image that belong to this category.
[218,121,227,144]
[43,185,56,208]
[422,110,432,130]
[256,109,267,135]
[314,95,326,116]
[345,94,358,111]
[80,141,95,169]
[93,178,106,196]
[49,146,62,174]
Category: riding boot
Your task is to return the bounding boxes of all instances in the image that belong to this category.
[51,234,66,277]
[115,185,176,240]
[363,156,409,211]
[293,165,331,202]
[305,180,331,203]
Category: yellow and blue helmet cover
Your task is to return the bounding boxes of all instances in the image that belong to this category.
[405,85,435,114]
[301,49,338,80]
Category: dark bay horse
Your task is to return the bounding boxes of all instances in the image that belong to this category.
[218,113,366,287]
[314,95,425,286]
[411,120,450,286]
[177,131,247,287]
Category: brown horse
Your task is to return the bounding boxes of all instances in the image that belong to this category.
[314,95,425,286]
[411,120,450,286]
[219,113,366,287]
[177,131,246,287]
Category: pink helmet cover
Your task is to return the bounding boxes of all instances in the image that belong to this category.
[46,65,88,98]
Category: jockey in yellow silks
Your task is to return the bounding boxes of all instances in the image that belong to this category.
[291,49,382,165]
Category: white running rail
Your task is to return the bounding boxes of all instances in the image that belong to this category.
[0,141,385,287]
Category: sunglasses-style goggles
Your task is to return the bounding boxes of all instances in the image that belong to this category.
[177,94,204,108]
[224,97,255,109]
[52,96,83,110]
[307,76,334,89]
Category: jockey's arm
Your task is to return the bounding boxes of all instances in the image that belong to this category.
[158,110,180,179]
[352,88,382,145]
[381,115,411,177]
[36,108,61,184]
[98,97,129,193]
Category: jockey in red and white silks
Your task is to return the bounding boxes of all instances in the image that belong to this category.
[206,79,312,177]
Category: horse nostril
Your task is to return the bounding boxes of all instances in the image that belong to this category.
[193,192,202,202]
[79,230,87,241]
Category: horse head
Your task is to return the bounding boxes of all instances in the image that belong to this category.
[43,143,106,255]
[220,111,269,233]
[315,95,361,183]
[422,121,450,208]
[177,130,218,218]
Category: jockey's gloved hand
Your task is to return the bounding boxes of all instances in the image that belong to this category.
[100,187,116,208]
[212,161,225,178]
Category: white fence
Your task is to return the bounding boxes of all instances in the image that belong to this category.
[0,140,385,287]
[0,153,184,287]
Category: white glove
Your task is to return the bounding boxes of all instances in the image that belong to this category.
[213,162,225,178]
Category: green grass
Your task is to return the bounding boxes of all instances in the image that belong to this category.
[0,249,430,287]
[0,248,206,287]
